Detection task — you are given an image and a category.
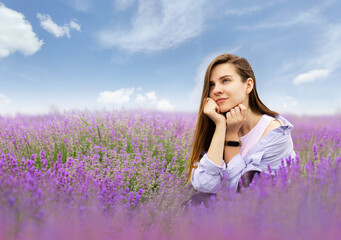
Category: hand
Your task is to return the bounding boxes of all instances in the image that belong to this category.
[225,103,248,134]
[203,98,226,126]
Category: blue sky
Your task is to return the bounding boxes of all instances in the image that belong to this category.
[0,0,340,116]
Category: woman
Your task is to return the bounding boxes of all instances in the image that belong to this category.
[183,53,296,207]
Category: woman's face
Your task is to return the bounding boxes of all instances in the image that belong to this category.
[208,63,252,113]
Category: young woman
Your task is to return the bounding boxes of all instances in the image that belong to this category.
[183,53,296,207]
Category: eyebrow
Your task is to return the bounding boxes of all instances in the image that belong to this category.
[209,75,233,83]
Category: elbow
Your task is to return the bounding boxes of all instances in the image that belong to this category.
[192,182,219,194]
[191,171,221,194]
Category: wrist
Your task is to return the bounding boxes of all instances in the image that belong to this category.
[225,132,239,141]
[225,140,242,147]
[215,122,226,130]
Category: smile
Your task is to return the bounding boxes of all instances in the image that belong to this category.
[216,98,227,103]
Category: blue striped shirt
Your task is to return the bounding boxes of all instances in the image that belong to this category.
[191,114,296,193]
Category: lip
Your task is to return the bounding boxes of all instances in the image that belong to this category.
[216,98,227,103]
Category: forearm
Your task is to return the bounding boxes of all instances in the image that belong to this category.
[206,123,226,167]
[191,154,224,193]
[223,131,240,165]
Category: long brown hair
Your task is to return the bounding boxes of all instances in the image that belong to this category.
[185,53,279,186]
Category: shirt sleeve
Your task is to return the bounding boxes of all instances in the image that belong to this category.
[226,151,264,192]
[190,153,225,193]
[227,130,296,192]
[192,129,296,193]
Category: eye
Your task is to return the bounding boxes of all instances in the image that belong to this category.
[209,83,215,88]
[223,79,230,83]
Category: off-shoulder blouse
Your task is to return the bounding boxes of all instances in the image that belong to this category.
[191,114,296,193]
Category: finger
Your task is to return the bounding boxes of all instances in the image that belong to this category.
[230,108,236,118]
[226,112,232,121]
[234,106,241,117]
[207,98,214,104]
[203,99,212,112]
[207,100,216,109]
[234,108,242,121]
[214,103,220,114]
[205,99,212,108]
[204,98,209,104]
[204,98,213,110]
[209,98,219,109]
[238,104,247,112]
[239,103,246,109]
[239,104,247,118]
[206,100,220,115]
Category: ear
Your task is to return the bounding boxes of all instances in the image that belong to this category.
[246,78,253,94]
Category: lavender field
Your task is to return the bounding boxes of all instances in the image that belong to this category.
[0,110,340,240]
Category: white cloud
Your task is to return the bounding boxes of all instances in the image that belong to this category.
[238,8,321,31]
[308,24,341,71]
[0,94,11,107]
[97,0,204,53]
[37,13,81,38]
[275,23,341,89]
[114,0,135,10]
[157,99,174,112]
[146,91,157,101]
[281,96,298,109]
[293,69,331,85]
[74,0,91,11]
[225,0,283,16]
[97,87,174,111]
[135,94,146,103]
[264,94,299,115]
[69,20,81,31]
[226,6,265,16]
[0,3,43,58]
[97,88,134,104]
[61,0,91,12]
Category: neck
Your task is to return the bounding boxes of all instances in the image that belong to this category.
[238,109,263,137]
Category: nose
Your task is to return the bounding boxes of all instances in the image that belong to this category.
[212,83,223,95]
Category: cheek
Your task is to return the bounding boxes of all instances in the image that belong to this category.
[229,88,246,102]
[238,91,246,98]
[234,93,245,102]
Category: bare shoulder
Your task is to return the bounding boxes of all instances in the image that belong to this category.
[260,119,283,140]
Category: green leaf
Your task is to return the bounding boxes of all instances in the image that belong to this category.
[70,115,90,126]
[97,125,102,141]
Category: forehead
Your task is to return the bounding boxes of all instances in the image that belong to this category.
[210,63,238,81]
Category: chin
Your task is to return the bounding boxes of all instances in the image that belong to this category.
[219,107,230,113]
[220,102,239,113]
